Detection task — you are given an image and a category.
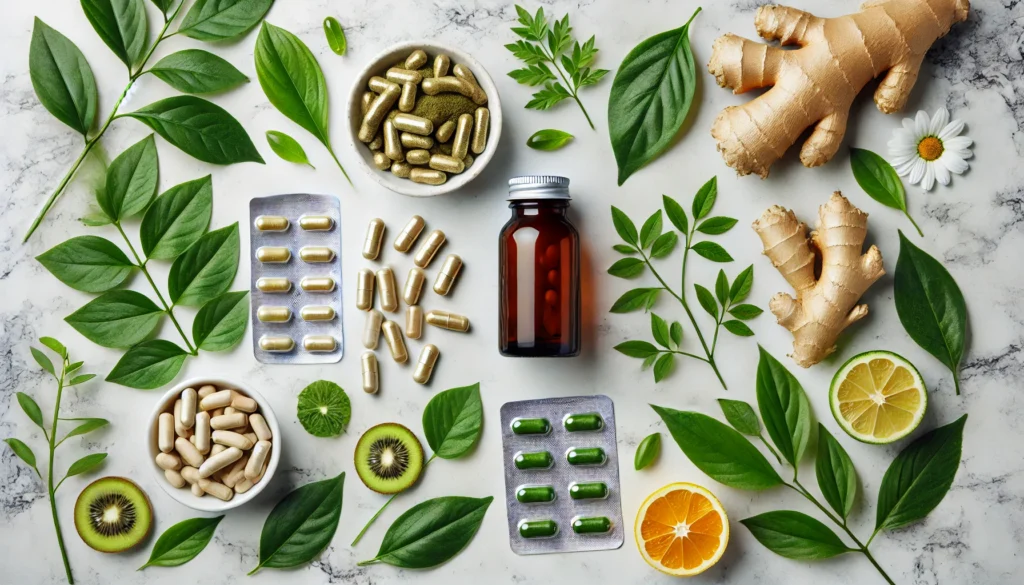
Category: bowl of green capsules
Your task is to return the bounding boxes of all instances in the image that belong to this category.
[348,41,502,196]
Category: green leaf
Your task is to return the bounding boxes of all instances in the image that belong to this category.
[718,399,761,436]
[614,340,658,359]
[29,18,98,135]
[850,147,921,235]
[691,176,718,220]
[580,68,609,87]
[101,134,158,221]
[723,320,754,337]
[612,244,636,255]
[653,353,674,382]
[39,337,67,358]
[641,353,657,370]
[875,415,967,533]
[140,175,213,260]
[894,231,968,394]
[669,322,683,347]
[251,472,345,573]
[65,290,163,348]
[31,348,56,377]
[255,22,331,148]
[179,0,274,41]
[729,304,763,320]
[65,452,107,478]
[362,496,493,569]
[266,130,314,167]
[192,291,249,351]
[127,96,264,165]
[66,361,85,374]
[649,231,678,258]
[509,64,556,86]
[610,288,658,313]
[149,0,174,14]
[607,258,645,278]
[639,211,663,250]
[694,284,718,320]
[816,425,857,519]
[755,346,813,466]
[149,49,249,94]
[422,383,483,459]
[64,418,110,439]
[323,16,347,55]
[697,216,737,235]
[525,82,572,110]
[80,0,148,69]
[691,241,733,263]
[37,236,134,293]
[16,392,45,430]
[650,313,670,348]
[296,381,351,437]
[662,195,688,234]
[68,374,97,386]
[504,40,547,65]
[526,129,573,151]
[741,511,854,560]
[608,9,700,185]
[729,265,754,303]
[634,433,661,470]
[168,223,240,306]
[4,439,38,470]
[715,270,729,305]
[652,406,782,490]
[140,516,225,569]
[106,340,188,389]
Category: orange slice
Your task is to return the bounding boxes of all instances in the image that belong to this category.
[635,482,729,576]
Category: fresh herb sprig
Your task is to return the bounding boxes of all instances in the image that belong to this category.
[506,5,609,129]
[4,338,109,584]
[654,347,967,585]
[608,177,761,389]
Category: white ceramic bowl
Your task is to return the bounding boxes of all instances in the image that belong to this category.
[147,378,281,512]
[347,41,502,197]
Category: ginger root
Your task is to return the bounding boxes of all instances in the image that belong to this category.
[753,192,884,367]
[708,0,970,178]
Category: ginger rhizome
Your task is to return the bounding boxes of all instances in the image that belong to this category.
[708,0,970,178]
[753,193,884,367]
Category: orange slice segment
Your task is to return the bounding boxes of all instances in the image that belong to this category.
[635,482,729,576]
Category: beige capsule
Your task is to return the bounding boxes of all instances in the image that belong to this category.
[194,411,211,454]
[303,335,337,352]
[257,306,291,323]
[399,81,417,112]
[223,406,237,416]
[249,413,272,441]
[472,107,489,154]
[376,267,399,312]
[382,320,408,363]
[433,254,463,295]
[422,76,486,105]
[400,132,433,149]
[406,149,431,165]
[259,335,295,352]
[155,452,182,472]
[383,118,403,161]
[452,64,487,104]
[413,229,446,268]
[199,447,242,479]
[301,305,336,321]
[452,113,473,159]
[198,478,234,501]
[256,277,291,293]
[429,154,464,174]
[363,218,386,260]
[463,153,475,169]
[391,161,413,178]
[165,469,186,489]
[410,168,446,185]
[212,430,254,450]
[221,457,248,488]
[433,53,450,78]
[368,76,395,93]
[359,83,401,142]
[403,267,426,305]
[406,305,424,340]
[393,215,425,252]
[180,388,197,428]
[211,412,247,431]
[425,309,470,332]
[361,352,379,394]
[173,400,191,438]
[210,444,226,457]
[197,385,216,399]
[301,277,336,293]
[158,413,174,453]
[299,246,335,263]
[361,91,374,114]
[175,437,204,468]
[356,268,375,311]
[373,151,392,171]
[191,482,205,497]
[435,120,455,143]
[231,391,257,413]
[363,309,384,349]
[234,478,254,494]
[405,48,428,70]
[255,215,289,232]
[386,67,423,85]
[393,113,433,135]
[299,215,334,231]
[413,344,440,384]
[244,432,258,445]
[256,246,291,263]
[200,390,232,411]
[180,466,200,485]
[245,440,272,481]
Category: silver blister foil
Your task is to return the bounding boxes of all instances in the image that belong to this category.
[249,194,344,364]
[499,395,624,555]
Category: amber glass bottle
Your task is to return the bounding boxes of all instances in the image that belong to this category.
[499,176,580,357]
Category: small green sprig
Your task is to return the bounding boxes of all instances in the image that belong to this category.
[506,5,609,129]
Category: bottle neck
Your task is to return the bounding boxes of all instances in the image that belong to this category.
[509,199,569,217]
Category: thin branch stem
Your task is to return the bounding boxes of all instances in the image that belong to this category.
[326,146,353,186]
[541,45,595,129]
[47,357,73,583]
[351,454,437,546]
[665,349,708,363]
[757,434,783,465]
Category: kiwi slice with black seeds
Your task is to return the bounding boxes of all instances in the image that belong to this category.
[354,422,424,494]
[74,477,152,553]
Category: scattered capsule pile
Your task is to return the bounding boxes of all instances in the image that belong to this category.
[358,215,469,393]
[358,48,490,185]
[155,384,273,502]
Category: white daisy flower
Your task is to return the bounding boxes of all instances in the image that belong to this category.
[887,107,972,191]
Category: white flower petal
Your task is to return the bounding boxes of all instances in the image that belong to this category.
[941,152,970,174]
[902,117,918,133]
[888,144,917,159]
[922,163,936,191]
[933,160,951,185]
[894,159,917,176]
[915,111,931,136]
[888,132,917,150]
[947,149,973,160]
[939,119,965,140]
[890,152,919,166]
[930,108,949,135]
[908,158,926,185]
[943,136,973,151]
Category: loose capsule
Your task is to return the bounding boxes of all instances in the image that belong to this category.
[368,76,395,93]
[198,478,234,501]
[403,267,426,305]
[404,49,427,70]
[259,335,295,352]
[572,516,612,534]
[180,466,200,484]
[257,306,291,323]
[303,335,337,352]
[158,413,174,453]
[175,437,204,468]
[428,153,464,174]
[301,277,336,293]
[197,385,216,399]
[471,107,489,154]
[363,309,383,349]
[406,149,431,165]
[399,82,417,112]
[200,389,233,411]
[567,447,607,466]
[452,64,488,105]
[211,412,246,430]
[376,267,399,312]
[564,413,604,432]
[452,113,473,159]
[391,161,413,178]
[433,53,450,77]
[249,413,272,441]
[191,482,206,497]
[359,83,401,142]
[372,151,392,171]
[435,120,455,143]
[413,344,439,384]
[299,246,335,263]
[406,305,424,339]
[221,458,247,488]
[422,76,483,105]
[155,452,181,471]
[516,485,556,504]
[569,481,609,500]
[255,215,289,231]
[400,132,433,149]
[363,218,386,260]
[356,269,375,311]
[301,305,335,321]
[361,351,379,394]
[393,215,425,252]
[514,451,553,470]
[425,309,470,332]
[234,478,254,494]
[180,387,197,429]
[256,277,291,293]
[368,133,384,151]
[212,430,254,450]
[164,469,186,489]
[518,520,558,538]
[413,229,446,267]
[410,168,446,185]
[463,153,475,169]
[361,91,373,114]
[299,215,334,231]
[393,113,433,135]
[210,444,226,457]
[194,411,211,454]
[245,440,272,481]
[383,118,403,161]
[173,402,190,438]
[512,418,551,435]
[452,63,479,87]
[433,254,462,295]
[256,246,290,263]
[385,67,422,85]
[382,320,408,363]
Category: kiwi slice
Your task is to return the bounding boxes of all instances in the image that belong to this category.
[74,477,152,553]
[297,380,351,437]
[354,423,424,494]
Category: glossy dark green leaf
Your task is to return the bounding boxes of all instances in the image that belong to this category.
[653,353,674,382]
[31,348,56,376]
[422,383,483,459]
[65,452,107,478]
[37,236,134,293]
[126,96,264,165]
[850,147,921,236]
[614,340,658,359]
[105,340,188,389]
[251,472,345,573]
[715,270,729,305]
[634,433,661,470]
[323,16,347,55]
[729,304,763,320]
[4,439,38,470]
[255,22,331,148]
[723,320,754,337]
[729,265,754,303]
[266,130,314,167]
[39,337,67,358]
[691,177,718,220]
[650,313,670,348]
[639,211,663,250]
[697,216,737,235]
[526,128,574,151]
[610,206,638,245]
[16,392,45,430]
[662,194,688,234]
[718,399,760,436]
[140,175,213,260]
[691,241,733,262]
[816,425,857,519]
[168,223,240,306]
[694,284,718,319]
[80,0,148,68]
[192,290,249,351]
[65,290,163,348]
[649,231,678,258]
[141,516,224,569]
[875,415,966,533]
[64,418,110,439]
[607,258,645,278]
[652,405,782,490]
[149,49,249,94]
[101,134,158,221]
[361,496,493,568]
[741,511,854,560]
[29,18,98,135]
[179,0,275,41]
[756,346,812,466]
[610,288,658,313]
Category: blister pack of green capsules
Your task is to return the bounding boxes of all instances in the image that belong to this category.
[499,395,624,555]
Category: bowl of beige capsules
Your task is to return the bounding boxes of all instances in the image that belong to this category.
[147,379,280,512]
[349,41,501,196]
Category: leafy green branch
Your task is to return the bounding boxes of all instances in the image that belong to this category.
[608,177,761,389]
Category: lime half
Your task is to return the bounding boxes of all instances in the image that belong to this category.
[297,380,351,437]
[829,351,927,444]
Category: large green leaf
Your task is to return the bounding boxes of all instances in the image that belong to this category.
[37,236,134,293]
[254,22,330,147]
[422,383,483,459]
[251,472,344,573]
[192,291,249,351]
[80,0,148,69]
[65,290,163,348]
[106,340,188,389]
[610,206,638,245]
[815,425,858,519]
[140,516,224,569]
[126,96,264,165]
[100,134,158,220]
[168,223,240,306]
[361,496,493,569]
[140,176,213,260]
[149,49,249,94]
[29,18,98,135]
[179,0,275,41]
[741,511,854,560]
[755,346,812,466]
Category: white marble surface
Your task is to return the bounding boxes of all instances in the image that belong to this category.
[1,0,1021,584]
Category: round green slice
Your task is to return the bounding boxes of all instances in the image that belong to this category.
[829,350,927,444]
[297,380,351,437]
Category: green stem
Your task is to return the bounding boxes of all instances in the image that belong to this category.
[542,46,595,130]
[904,211,924,238]
[326,145,353,186]
[351,454,436,546]
[47,358,73,584]
[953,374,961,396]
[667,349,708,363]
[757,434,783,465]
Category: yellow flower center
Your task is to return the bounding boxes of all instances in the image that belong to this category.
[917,136,944,161]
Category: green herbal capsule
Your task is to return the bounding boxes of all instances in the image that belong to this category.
[436,120,455,143]
[514,451,553,470]
[572,516,612,534]
[511,418,551,435]
[401,132,433,149]
[516,485,555,503]
[433,54,450,78]
[518,519,558,538]
[406,149,431,165]
[404,49,427,70]
[566,447,606,466]
[569,481,608,500]
[563,412,604,432]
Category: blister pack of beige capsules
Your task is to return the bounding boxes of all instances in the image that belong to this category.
[499,395,624,555]
[249,194,344,364]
